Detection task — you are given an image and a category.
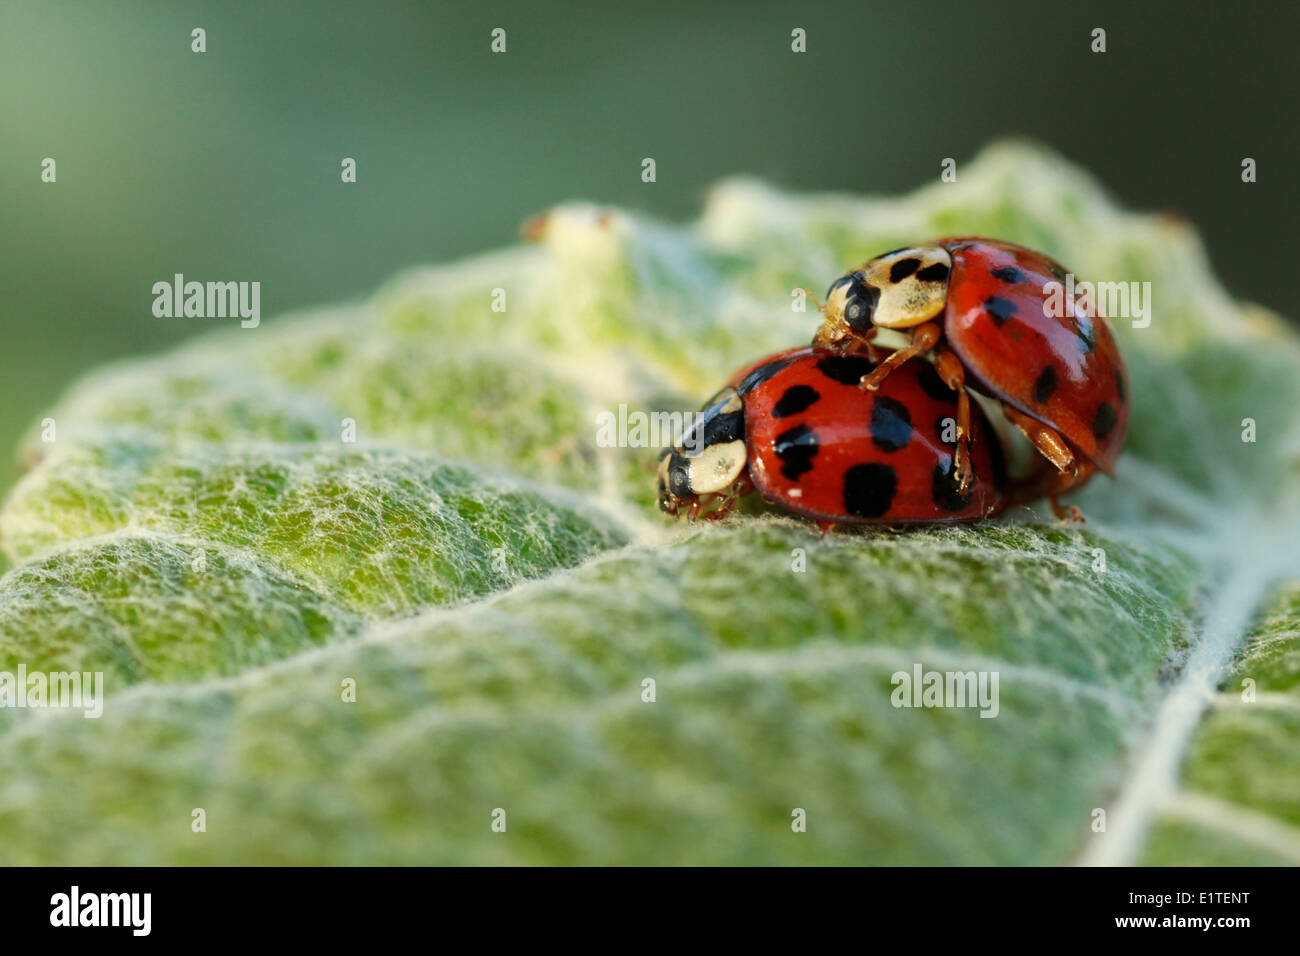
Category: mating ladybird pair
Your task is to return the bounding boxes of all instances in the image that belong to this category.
[656,238,1129,528]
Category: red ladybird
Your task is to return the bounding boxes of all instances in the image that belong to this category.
[656,346,1007,527]
[811,238,1128,520]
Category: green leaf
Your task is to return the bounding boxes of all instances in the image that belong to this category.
[3,438,628,617]
[0,534,361,690]
[1,141,1297,864]
[1137,583,1300,865]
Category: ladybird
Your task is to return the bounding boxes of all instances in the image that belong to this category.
[656,346,1007,527]
[811,238,1128,520]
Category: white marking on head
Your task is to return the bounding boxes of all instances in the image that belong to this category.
[688,439,747,494]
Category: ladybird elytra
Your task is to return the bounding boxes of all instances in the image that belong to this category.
[656,346,1008,526]
[812,238,1129,518]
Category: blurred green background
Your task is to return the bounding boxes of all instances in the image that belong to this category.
[1,0,1295,498]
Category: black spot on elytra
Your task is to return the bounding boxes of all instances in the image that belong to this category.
[815,354,876,386]
[991,265,1024,284]
[736,356,796,396]
[1093,403,1117,441]
[917,363,957,401]
[889,257,921,283]
[985,296,1018,326]
[1033,366,1057,404]
[772,384,819,418]
[870,396,913,451]
[1115,371,1127,404]
[843,462,897,517]
[931,458,973,512]
[915,261,950,283]
[774,424,818,479]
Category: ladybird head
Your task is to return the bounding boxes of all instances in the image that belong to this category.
[813,244,953,344]
[814,270,879,347]
[655,387,748,517]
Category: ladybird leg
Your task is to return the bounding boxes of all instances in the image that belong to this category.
[1049,497,1086,523]
[813,321,874,354]
[830,326,882,363]
[817,520,837,535]
[1018,467,1089,522]
[1002,405,1077,475]
[1003,407,1091,522]
[702,475,753,522]
[860,322,941,392]
[855,327,882,363]
[934,349,974,494]
[702,500,731,521]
